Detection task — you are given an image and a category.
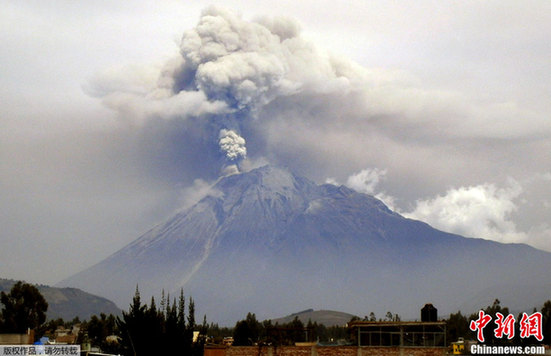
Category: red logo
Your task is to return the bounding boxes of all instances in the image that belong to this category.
[519,312,543,341]
[470,311,493,342]
[470,310,544,343]
[494,312,515,339]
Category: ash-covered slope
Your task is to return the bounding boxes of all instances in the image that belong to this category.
[58,166,551,324]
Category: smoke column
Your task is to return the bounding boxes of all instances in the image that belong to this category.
[219,129,247,161]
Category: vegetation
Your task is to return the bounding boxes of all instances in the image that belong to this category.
[115,286,207,356]
[542,300,551,343]
[229,313,350,346]
[37,316,80,340]
[0,281,48,333]
[446,298,551,346]
[0,278,120,321]
[85,313,120,353]
[3,279,551,355]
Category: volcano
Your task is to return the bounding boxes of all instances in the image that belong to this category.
[58,166,551,324]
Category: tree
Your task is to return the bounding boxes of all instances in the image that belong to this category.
[469,299,511,345]
[0,281,48,333]
[38,318,64,337]
[117,286,204,355]
[117,286,147,355]
[288,316,305,343]
[541,300,551,343]
[86,313,122,354]
[164,297,179,354]
[233,313,261,345]
[446,311,469,342]
[192,315,209,356]
[368,312,376,321]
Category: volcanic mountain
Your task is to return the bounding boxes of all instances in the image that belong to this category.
[58,166,551,324]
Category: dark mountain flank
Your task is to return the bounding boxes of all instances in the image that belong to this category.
[57,166,551,325]
[0,278,120,321]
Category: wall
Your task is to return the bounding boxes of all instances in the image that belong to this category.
[206,345,447,356]
[0,332,34,345]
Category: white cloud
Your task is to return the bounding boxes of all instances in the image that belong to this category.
[346,168,387,195]
[526,225,551,252]
[339,168,397,211]
[405,180,526,244]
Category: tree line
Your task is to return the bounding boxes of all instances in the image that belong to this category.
[214,312,349,346]
[2,281,551,355]
[115,286,207,355]
[446,298,551,345]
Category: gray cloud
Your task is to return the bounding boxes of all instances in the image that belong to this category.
[78,6,551,253]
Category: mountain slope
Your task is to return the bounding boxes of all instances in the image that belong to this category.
[271,309,358,327]
[57,166,551,325]
[0,278,121,321]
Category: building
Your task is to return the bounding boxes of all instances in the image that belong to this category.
[349,304,446,349]
[348,320,446,348]
[205,305,447,356]
[205,319,447,356]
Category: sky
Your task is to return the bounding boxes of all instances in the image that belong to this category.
[1,0,551,286]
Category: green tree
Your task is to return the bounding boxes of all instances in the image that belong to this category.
[446,311,469,342]
[164,297,179,354]
[306,320,320,342]
[469,299,510,345]
[0,281,48,333]
[541,300,551,343]
[117,287,205,355]
[86,313,122,354]
[36,317,65,340]
[117,286,148,356]
[233,313,261,345]
[192,315,209,356]
[288,316,305,343]
[368,312,376,321]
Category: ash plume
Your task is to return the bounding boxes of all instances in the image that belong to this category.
[82,6,551,252]
[87,5,374,180]
[219,129,247,161]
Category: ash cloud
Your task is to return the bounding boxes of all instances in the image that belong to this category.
[219,129,247,161]
[178,6,302,111]
[88,5,375,180]
[85,6,550,251]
